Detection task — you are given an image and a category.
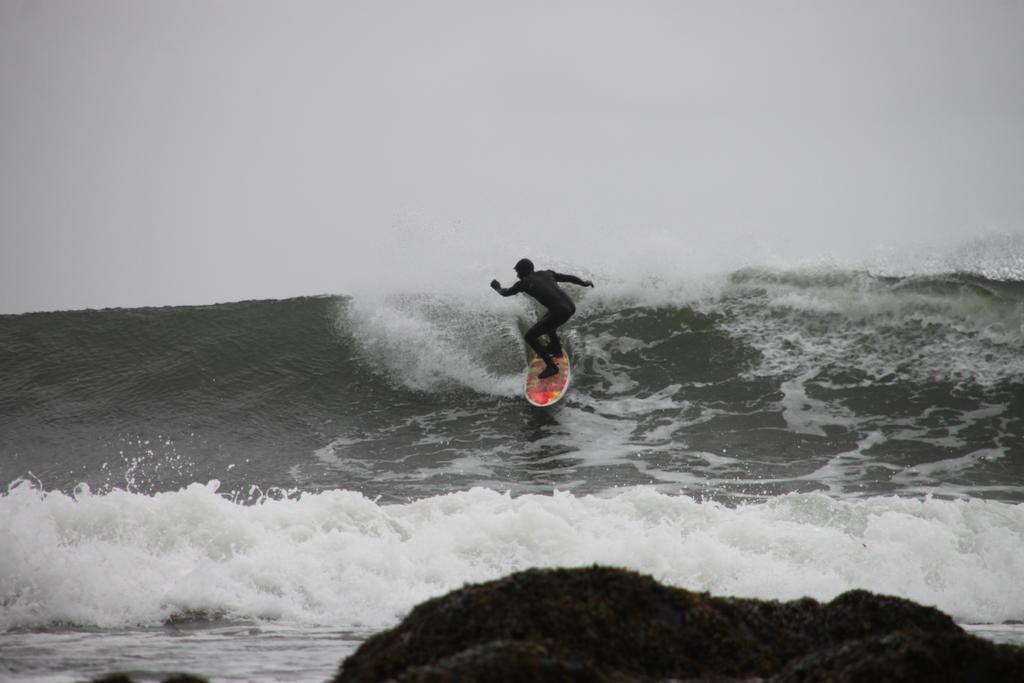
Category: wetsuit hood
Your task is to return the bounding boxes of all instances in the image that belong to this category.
[514,258,534,278]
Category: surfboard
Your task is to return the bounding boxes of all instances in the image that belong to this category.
[524,352,571,407]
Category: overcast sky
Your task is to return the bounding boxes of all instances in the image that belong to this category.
[2,0,1022,313]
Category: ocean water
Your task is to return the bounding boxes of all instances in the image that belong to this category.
[2,256,1024,681]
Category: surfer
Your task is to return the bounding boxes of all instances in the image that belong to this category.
[491,258,594,378]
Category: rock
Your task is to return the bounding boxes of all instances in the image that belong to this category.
[334,565,1024,683]
[773,629,1024,682]
[388,640,608,682]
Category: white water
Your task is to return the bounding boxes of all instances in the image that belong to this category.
[340,237,1024,403]
[4,480,1023,632]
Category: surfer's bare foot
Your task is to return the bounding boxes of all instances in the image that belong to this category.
[539,364,559,379]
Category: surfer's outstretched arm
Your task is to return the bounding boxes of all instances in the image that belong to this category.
[490,280,523,297]
[553,272,595,288]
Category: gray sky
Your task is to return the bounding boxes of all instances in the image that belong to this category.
[2,0,1022,313]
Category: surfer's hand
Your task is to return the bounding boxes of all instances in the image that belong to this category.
[584,280,594,288]
[490,280,501,290]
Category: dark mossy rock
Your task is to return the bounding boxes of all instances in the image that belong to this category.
[334,565,1022,683]
[389,640,608,683]
[773,628,1024,682]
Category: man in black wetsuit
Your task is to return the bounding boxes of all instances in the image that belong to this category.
[490,258,594,378]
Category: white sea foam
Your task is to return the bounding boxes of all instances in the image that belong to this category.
[714,268,1024,387]
[341,294,523,396]
[2,481,1022,631]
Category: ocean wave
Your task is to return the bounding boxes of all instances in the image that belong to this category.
[2,267,1021,504]
[2,482,1022,630]
[2,268,1020,406]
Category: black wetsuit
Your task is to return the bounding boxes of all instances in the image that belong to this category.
[495,270,587,361]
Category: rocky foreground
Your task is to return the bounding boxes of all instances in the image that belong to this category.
[334,566,1024,683]
[96,565,1024,682]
